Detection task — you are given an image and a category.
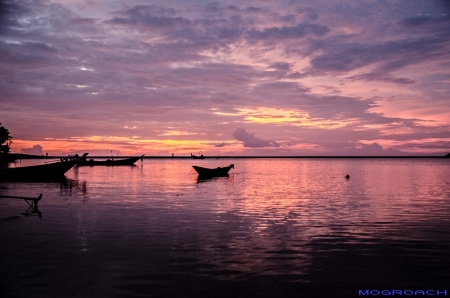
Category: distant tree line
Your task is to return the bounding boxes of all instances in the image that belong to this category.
[0,123,13,154]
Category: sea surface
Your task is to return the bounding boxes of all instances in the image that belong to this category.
[1,158,449,298]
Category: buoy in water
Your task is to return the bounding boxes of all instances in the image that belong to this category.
[346,175,350,179]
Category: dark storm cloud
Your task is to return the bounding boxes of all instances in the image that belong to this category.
[276,14,296,23]
[245,7,262,13]
[399,14,450,28]
[0,41,60,67]
[212,142,227,147]
[246,81,374,120]
[247,23,329,40]
[0,0,32,27]
[222,4,263,14]
[268,62,291,71]
[255,81,309,92]
[204,2,220,14]
[226,5,239,12]
[108,5,190,27]
[69,17,97,25]
[303,5,450,77]
[233,128,279,148]
[0,0,102,42]
[294,7,318,21]
[347,73,415,85]
[105,5,248,53]
[309,34,450,73]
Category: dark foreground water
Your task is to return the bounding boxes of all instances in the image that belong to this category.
[1,158,449,298]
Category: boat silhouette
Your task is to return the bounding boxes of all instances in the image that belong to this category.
[192,164,234,178]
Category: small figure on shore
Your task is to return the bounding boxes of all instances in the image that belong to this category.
[172,153,174,158]
[346,175,350,179]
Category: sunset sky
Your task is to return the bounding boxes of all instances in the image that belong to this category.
[1,0,449,156]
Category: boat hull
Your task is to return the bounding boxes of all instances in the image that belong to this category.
[192,164,234,177]
[77,155,143,166]
[0,161,76,180]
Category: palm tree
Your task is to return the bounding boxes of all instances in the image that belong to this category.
[0,123,13,154]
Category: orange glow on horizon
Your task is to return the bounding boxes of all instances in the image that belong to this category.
[11,137,238,156]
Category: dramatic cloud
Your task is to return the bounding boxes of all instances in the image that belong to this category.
[213,142,228,147]
[0,0,449,155]
[233,128,279,148]
[21,144,43,155]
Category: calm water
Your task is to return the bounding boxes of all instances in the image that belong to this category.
[1,158,449,298]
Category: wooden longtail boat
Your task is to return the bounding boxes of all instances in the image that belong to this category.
[77,154,144,166]
[192,164,234,177]
[0,161,76,180]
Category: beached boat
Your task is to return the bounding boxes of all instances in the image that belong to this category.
[76,154,144,166]
[0,161,76,180]
[192,164,234,177]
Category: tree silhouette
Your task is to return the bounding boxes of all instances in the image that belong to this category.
[0,123,13,154]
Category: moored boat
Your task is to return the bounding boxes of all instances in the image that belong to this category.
[76,154,144,166]
[192,164,234,177]
[0,160,76,180]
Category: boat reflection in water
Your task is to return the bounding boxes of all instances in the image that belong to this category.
[196,174,230,183]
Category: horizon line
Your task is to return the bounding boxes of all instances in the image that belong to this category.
[9,154,450,159]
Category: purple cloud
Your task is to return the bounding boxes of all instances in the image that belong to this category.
[21,144,43,155]
[0,0,449,155]
[213,142,227,147]
[233,129,279,148]
[294,7,318,21]
[108,5,190,27]
[247,23,329,40]
[347,73,416,85]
